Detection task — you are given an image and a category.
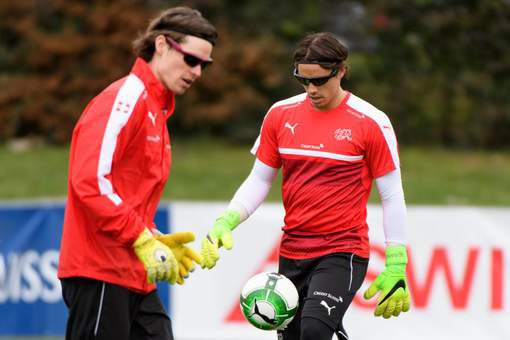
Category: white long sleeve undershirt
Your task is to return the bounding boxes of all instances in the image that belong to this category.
[227,159,278,221]
[226,158,407,245]
[375,169,407,245]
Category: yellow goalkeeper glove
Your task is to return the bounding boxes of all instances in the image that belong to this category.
[201,210,240,269]
[363,245,411,318]
[133,228,179,284]
[155,232,202,285]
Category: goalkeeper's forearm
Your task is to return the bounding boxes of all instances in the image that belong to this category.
[200,159,278,269]
[375,169,407,245]
[227,158,278,220]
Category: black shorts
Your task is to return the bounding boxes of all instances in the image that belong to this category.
[278,252,368,339]
[61,277,173,340]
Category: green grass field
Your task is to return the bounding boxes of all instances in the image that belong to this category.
[1,138,509,205]
[0,338,61,340]
[0,140,508,340]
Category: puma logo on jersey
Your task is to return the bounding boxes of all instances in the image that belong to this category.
[284,122,298,135]
[320,300,336,315]
[148,111,157,126]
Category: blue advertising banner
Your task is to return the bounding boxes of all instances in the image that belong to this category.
[0,202,170,336]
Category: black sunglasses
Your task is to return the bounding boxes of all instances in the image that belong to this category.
[165,36,213,69]
[293,68,339,86]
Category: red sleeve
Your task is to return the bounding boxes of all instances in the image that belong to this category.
[251,108,282,168]
[364,118,398,179]
[69,90,146,246]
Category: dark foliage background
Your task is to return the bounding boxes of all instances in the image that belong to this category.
[1,0,509,148]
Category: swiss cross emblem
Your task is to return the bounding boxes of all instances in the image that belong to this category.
[334,128,352,141]
[115,101,131,114]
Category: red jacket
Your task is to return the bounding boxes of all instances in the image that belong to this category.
[58,58,175,293]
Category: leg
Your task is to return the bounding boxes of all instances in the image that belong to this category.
[335,254,368,339]
[300,253,368,340]
[335,323,349,340]
[277,256,318,340]
[130,290,174,340]
[61,277,131,340]
[301,317,335,340]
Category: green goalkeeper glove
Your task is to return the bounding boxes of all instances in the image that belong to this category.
[133,228,179,284]
[155,232,202,285]
[363,245,411,318]
[201,210,241,269]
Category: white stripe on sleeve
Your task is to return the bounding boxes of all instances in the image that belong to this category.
[97,74,145,206]
[346,94,400,168]
[250,93,306,156]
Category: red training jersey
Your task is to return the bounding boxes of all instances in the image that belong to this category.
[252,92,399,259]
[58,58,175,293]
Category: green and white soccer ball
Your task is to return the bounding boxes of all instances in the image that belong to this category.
[240,272,299,331]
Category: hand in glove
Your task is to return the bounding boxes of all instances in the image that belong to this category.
[156,232,202,285]
[133,228,179,284]
[201,210,240,269]
[363,245,411,318]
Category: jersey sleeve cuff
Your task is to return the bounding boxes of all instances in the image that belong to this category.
[256,154,281,169]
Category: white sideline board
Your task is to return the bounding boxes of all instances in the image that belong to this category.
[169,203,510,340]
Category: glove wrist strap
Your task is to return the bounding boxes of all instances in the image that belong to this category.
[217,210,241,231]
[385,245,408,266]
[134,227,152,248]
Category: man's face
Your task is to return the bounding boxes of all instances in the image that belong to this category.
[152,35,213,95]
[296,64,344,111]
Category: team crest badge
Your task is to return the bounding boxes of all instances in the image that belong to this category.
[334,128,352,141]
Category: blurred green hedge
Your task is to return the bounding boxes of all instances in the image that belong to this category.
[1,0,509,148]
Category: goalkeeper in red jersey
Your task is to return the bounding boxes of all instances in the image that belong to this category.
[201,32,410,340]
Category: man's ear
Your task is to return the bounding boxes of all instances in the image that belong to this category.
[154,35,168,56]
[338,65,347,80]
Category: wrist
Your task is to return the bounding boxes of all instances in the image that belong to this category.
[134,227,153,248]
[216,210,241,231]
[226,201,249,221]
[385,245,408,266]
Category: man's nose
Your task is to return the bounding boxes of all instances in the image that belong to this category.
[190,65,202,78]
[307,83,318,94]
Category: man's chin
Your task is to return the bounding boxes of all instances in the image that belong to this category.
[172,86,188,96]
[311,102,325,110]
[178,82,194,95]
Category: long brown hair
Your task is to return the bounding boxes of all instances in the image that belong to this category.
[133,6,217,61]
[293,32,348,70]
